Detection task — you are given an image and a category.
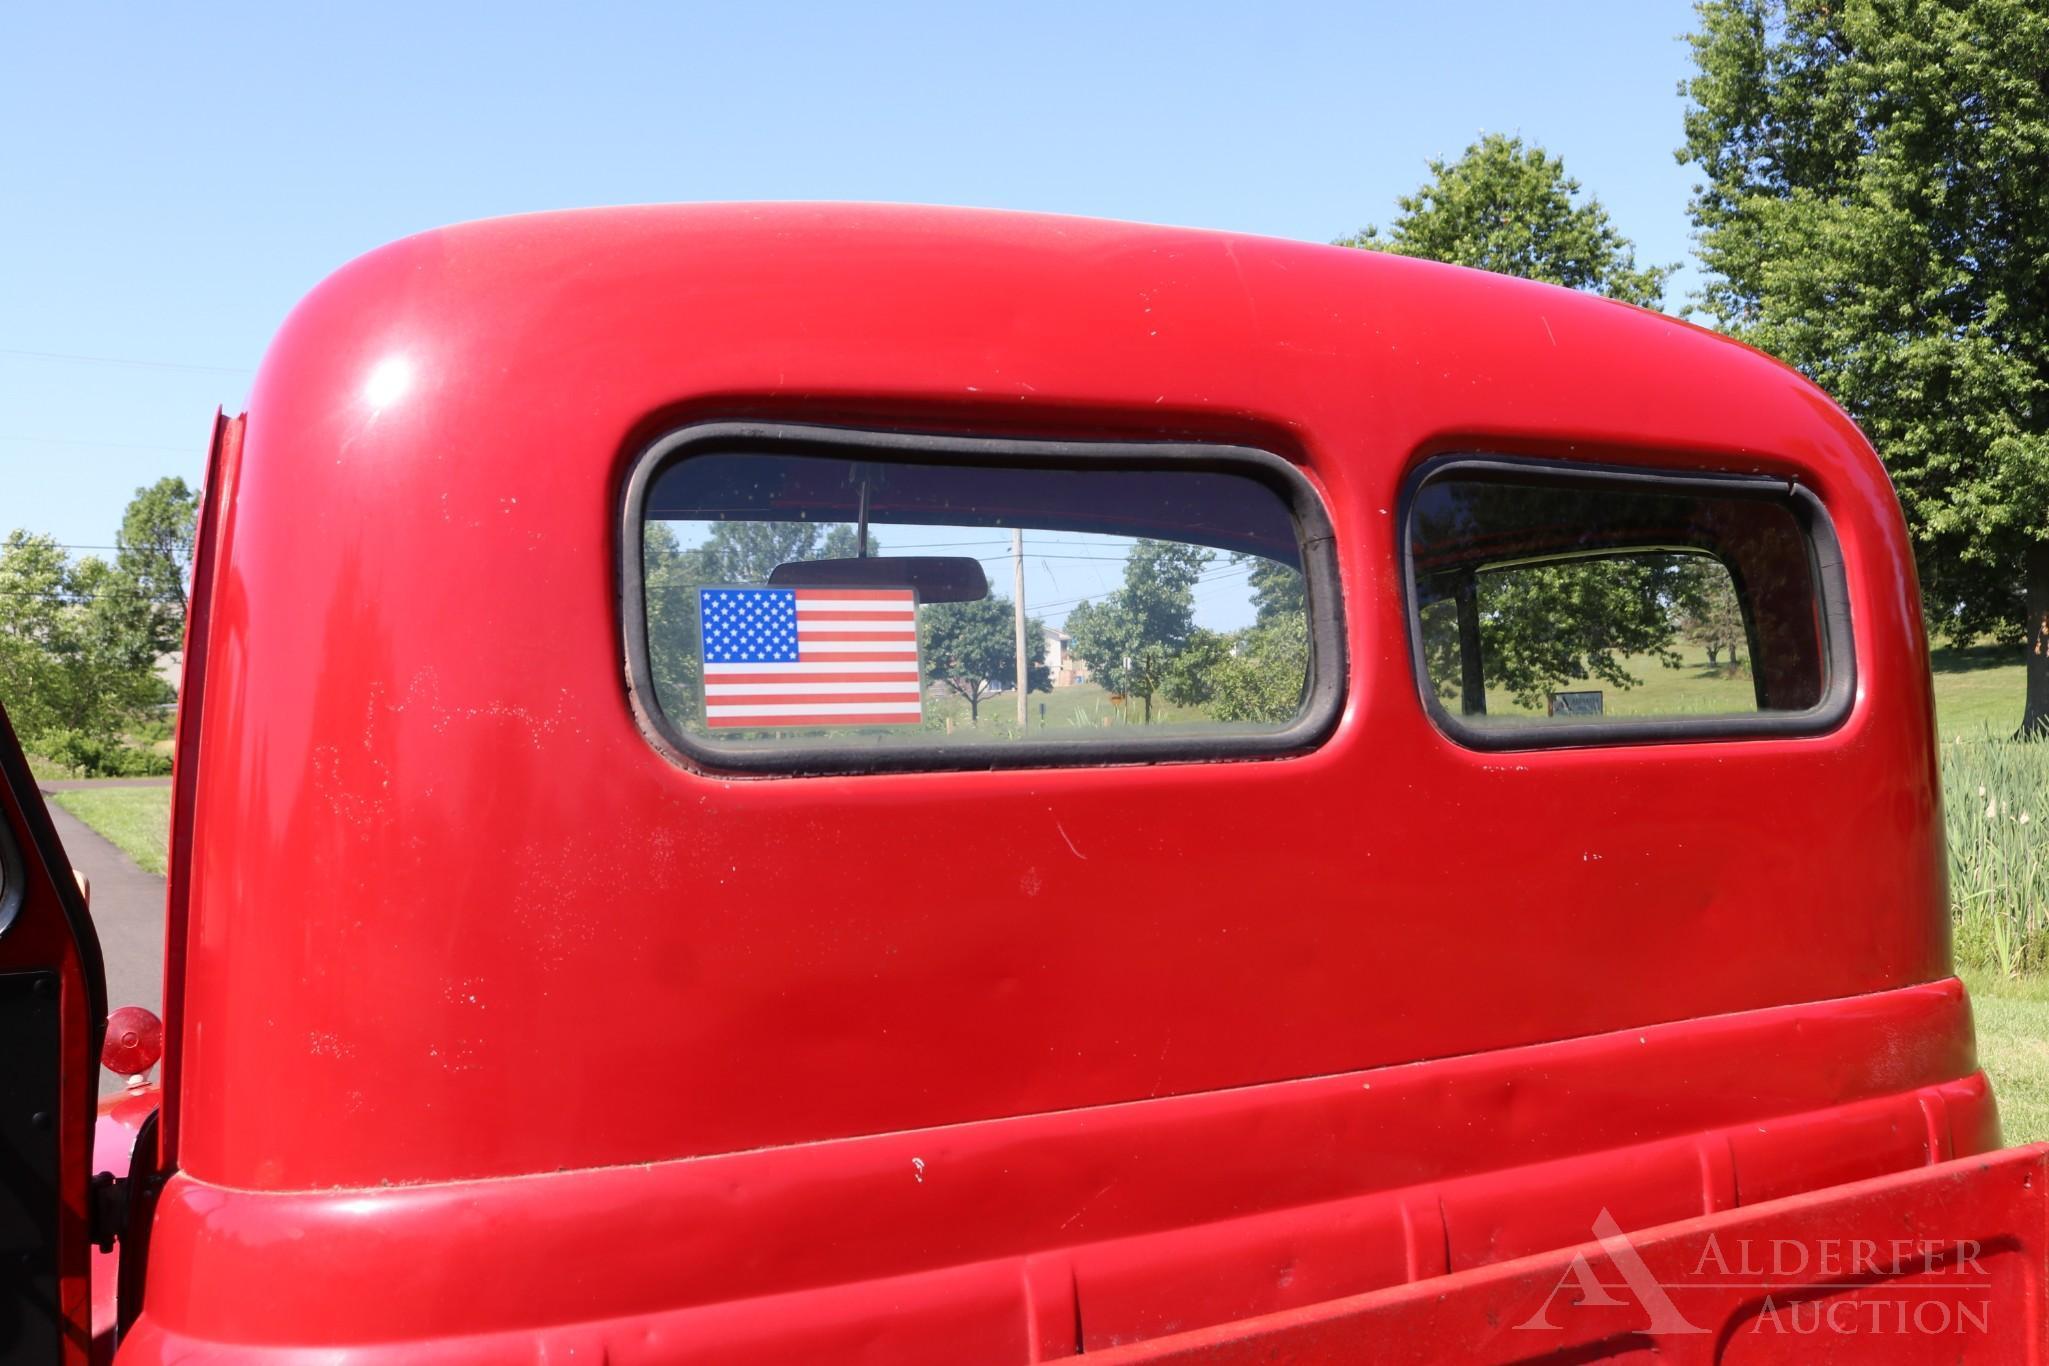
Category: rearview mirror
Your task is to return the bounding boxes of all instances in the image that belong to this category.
[767,555,989,603]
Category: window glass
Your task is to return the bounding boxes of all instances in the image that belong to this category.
[637,447,1317,758]
[0,823,14,942]
[1409,468,1832,733]
[0,820,17,938]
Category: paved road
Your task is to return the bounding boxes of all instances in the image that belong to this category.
[39,777,174,793]
[36,779,169,1096]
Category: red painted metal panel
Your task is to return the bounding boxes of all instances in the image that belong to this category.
[174,206,1945,1191]
[88,1084,157,1359]
[153,409,239,1170]
[121,984,1991,1357]
[115,206,1978,1357]
[111,1083,2016,1361]
[1089,1145,2049,1364]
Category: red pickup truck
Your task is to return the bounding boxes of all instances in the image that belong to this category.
[3,204,2042,1362]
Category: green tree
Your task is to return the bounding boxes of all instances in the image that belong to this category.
[0,532,81,741]
[112,476,198,657]
[1674,556,1747,667]
[1339,133,1673,307]
[1470,558,1686,710]
[642,523,698,719]
[1166,617,1310,725]
[1162,626,1233,711]
[1238,554,1306,626]
[686,520,860,584]
[921,595,1049,724]
[640,520,861,722]
[1680,0,2049,734]
[1345,138,1681,707]
[0,531,171,771]
[1065,539,1211,722]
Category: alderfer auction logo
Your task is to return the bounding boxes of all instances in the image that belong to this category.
[1516,1209,1992,1339]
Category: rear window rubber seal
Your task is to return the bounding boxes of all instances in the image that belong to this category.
[1397,453,1856,752]
[618,420,1348,776]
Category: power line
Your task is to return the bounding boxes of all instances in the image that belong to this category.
[0,346,251,377]
[974,551,1162,564]
[1029,563,1251,619]
[7,542,192,554]
[0,588,183,602]
[0,434,201,455]
[641,560,1256,618]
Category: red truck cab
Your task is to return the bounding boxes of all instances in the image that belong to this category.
[2,204,2042,1362]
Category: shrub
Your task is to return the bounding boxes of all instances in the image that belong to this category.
[33,728,172,779]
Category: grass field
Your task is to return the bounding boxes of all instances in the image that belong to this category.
[1478,645,1757,718]
[1965,967,2049,1144]
[48,786,171,875]
[1931,643,2032,736]
[925,680,1217,733]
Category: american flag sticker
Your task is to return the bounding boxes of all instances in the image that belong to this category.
[698,586,924,729]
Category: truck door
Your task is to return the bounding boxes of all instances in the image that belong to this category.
[0,704,106,1364]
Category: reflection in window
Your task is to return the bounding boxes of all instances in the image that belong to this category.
[639,450,1312,754]
[1410,471,1829,729]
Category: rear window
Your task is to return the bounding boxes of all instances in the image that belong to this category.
[623,424,1343,772]
[1404,459,1850,746]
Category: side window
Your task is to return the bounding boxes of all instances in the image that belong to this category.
[1406,461,1848,744]
[0,818,18,938]
[624,426,1342,772]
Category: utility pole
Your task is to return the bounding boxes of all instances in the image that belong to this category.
[1013,529,1029,728]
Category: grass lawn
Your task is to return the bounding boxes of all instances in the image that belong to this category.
[1931,642,2031,737]
[48,786,171,875]
[927,680,1216,733]
[1471,638,2033,729]
[1966,967,2049,1145]
[1479,644,1757,718]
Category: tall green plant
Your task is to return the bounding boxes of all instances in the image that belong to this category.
[1945,734,2049,974]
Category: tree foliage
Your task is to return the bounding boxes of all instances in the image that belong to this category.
[1239,554,1306,626]
[1339,133,1673,308]
[1674,556,1747,667]
[642,522,699,718]
[642,520,860,720]
[1463,558,1687,711]
[1065,539,1211,722]
[681,520,861,584]
[0,528,174,772]
[921,595,1048,722]
[115,476,199,657]
[1345,139,1683,705]
[1680,0,2049,733]
[0,475,196,771]
[1166,616,1310,724]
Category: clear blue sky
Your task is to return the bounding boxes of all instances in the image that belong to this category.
[3,1,1706,552]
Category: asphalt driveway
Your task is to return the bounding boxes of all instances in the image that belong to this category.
[36,778,169,1096]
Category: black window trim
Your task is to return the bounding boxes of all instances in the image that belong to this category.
[620,421,1347,775]
[1399,454,1855,751]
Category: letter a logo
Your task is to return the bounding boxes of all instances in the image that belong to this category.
[1515,1209,1705,1334]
